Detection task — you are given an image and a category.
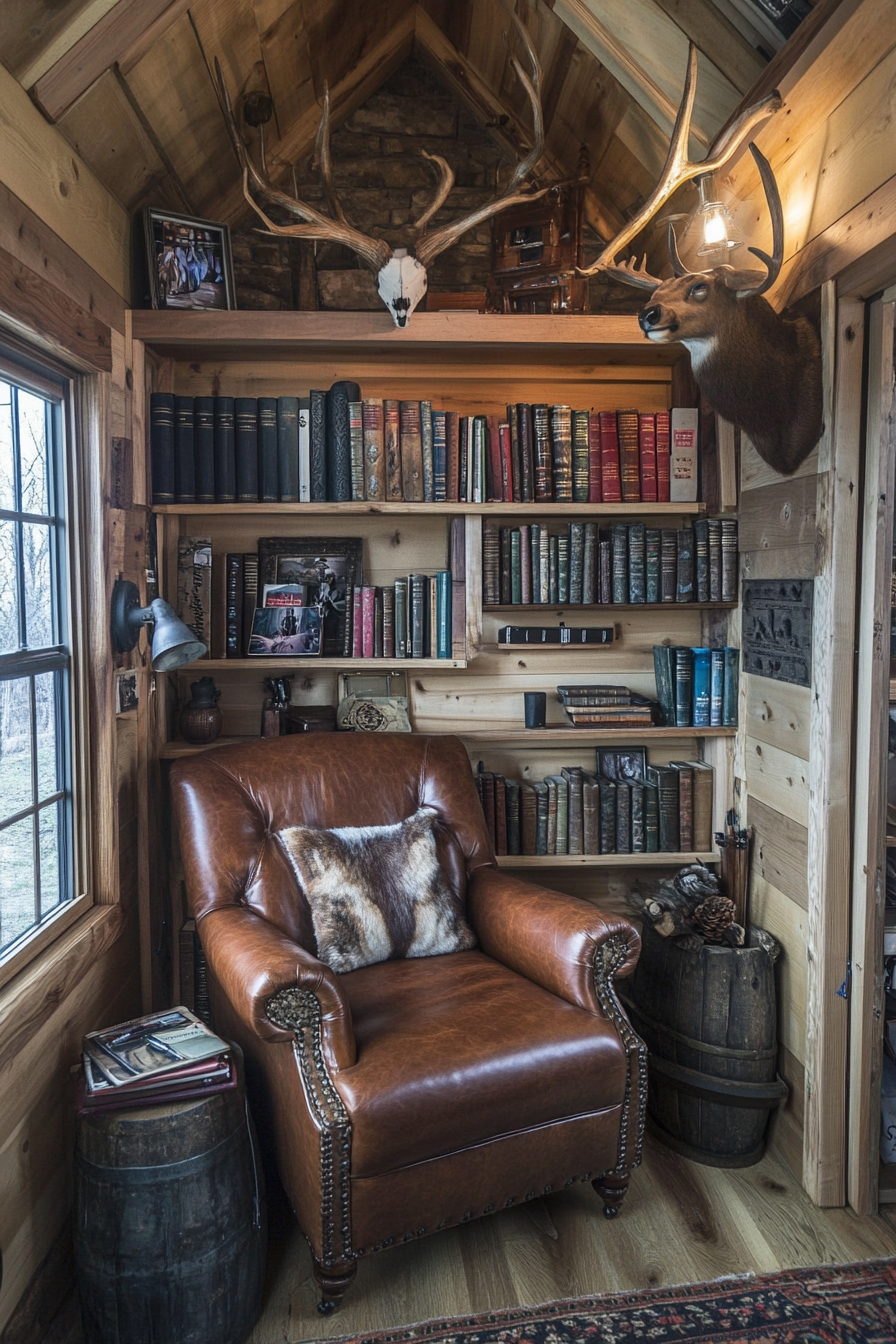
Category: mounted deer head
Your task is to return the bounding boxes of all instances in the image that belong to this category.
[213,7,549,327]
[580,46,822,476]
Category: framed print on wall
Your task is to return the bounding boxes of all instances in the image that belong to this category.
[143,209,236,310]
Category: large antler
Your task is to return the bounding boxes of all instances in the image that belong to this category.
[580,44,782,283]
[213,60,391,273]
[414,1,550,270]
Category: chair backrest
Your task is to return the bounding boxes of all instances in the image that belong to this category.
[171,734,494,950]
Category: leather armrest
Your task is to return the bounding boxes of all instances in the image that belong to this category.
[197,905,356,1072]
[467,866,641,1015]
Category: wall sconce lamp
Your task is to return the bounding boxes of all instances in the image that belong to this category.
[693,172,744,262]
[111,579,207,670]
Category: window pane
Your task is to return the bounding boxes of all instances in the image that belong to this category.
[23,522,54,648]
[35,671,60,800]
[0,519,19,653]
[38,803,61,917]
[0,382,13,512]
[18,391,49,516]
[0,814,36,952]
[0,677,33,819]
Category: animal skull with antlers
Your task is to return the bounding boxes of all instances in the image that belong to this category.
[581,45,822,477]
[213,8,549,327]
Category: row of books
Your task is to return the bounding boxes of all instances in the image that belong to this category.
[557,685,660,728]
[653,645,740,727]
[475,749,714,855]
[483,518,738,607]
[78,1007,233,1115]
[149,390,699,507]
[346,575,453,659]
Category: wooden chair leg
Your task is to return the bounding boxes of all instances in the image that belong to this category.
[313,1260,357,1314]
[592,1172,630,1219]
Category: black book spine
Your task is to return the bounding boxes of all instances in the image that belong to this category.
[327,380,360,503]
[611,523,628,604]
[693,518,710,602]
[149,392,175,503]
[309,390,328,501]
[277,396,299,502]
[645,528,661,604]
[257,396,279,502]
[193,397,215,503]
[518,403,534,502]
[213,396,235,502]
[721,519,739,602]
[234,397,258,502]
[676,527,695,603]
[174,395,195,503]
[225,553,243,658]
[628,522,646,603]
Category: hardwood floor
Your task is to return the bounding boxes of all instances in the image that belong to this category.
[247,1136,896,1343]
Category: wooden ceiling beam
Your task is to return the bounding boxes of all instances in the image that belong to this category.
[31,0,192,123]
[648,0,767,96]
[15,0,119,88]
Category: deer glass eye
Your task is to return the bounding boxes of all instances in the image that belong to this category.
[688,282,709,301]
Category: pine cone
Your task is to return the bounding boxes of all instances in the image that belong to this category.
[691,895,736,942]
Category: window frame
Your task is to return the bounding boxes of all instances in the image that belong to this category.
[0,345,92,989]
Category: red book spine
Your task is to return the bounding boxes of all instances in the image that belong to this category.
[445,411,460,503]
[499,421,513,502]
[656,410,671,502]
[639,412,658,502]
[599,411,622,502]
[351,587,362,657]
[486,413,503,502]
[588,411,602,503]
[361,586,375,658]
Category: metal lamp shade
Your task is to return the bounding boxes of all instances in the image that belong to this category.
[147,599,207,670]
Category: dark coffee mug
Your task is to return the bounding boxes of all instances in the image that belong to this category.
[524,691,547,729]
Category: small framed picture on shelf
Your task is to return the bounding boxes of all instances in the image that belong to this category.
[115,670,139,714]
[143,208,236,311]
[248,606,322,657]
[596,746,647,781]
[258,537,362,655]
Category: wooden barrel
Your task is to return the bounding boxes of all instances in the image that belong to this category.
[74,1062,266,1344]
[624,922,787,1168]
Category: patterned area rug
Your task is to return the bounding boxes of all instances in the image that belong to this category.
[325,1258,896,1344]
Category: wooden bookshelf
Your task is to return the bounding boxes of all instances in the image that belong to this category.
[496,852,718,868]
[155,501,707,516]
[188,657,467,671]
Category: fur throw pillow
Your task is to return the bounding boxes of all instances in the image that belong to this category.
[277,806,477,973]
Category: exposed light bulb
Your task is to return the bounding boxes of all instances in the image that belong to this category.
[694,173,743,260]
[702,206,730,248]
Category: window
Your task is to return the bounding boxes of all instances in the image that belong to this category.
[0,362,77,960]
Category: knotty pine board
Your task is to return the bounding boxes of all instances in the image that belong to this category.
[743,673,811,762]
[748,796,809,912]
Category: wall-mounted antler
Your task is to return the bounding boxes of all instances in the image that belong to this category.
[212,3,550,326]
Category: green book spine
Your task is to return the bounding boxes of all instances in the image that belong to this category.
[653,644,675,726]
[611,523,628,604]
[693,518,710,601]
[628,522,646,603]
[436,570,452,658]
[473,416,487,503]
[539,530,550,602]
[645,528,660,604]
[723,646,740,725]
[558,535,570,604]
[421,399,434,502]
[530,524,541,604]
[551,404,573,503]
[647,765,680,852]
[572,409,590,503]
[510,530,522,605]
[569,522,585,603]
[674,646,694,726]
[348,400,364,502]
[583,523,597,604]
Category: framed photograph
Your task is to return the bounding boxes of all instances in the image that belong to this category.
[596,746,647,782]
[248,606,322,657]
[144,208,236,311]
[115,670,139,714]
[258,537,362,655]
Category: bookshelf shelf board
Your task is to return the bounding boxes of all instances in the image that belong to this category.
[188,658,467,671]
[153,502,707,517]
[496,852,719,868]
[457,727,736,743]
[484,601,736,613]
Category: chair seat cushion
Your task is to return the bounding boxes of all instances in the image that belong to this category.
[334,950,628,1177]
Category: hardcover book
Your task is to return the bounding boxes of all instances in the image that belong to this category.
[257,396,279,502]
[399,400,424,501]
[670,407,699,503]
[532,404,552,500]
[150,392,175,503]
[327,380,360,503]
[176,535,211,657]
[599,410,622,502]
[277,396,299,503]
[617,409,641,502]
[348,400,365,501]
[213,396,235,503]
[194,396,215,504]
[298,397,311,502]
[571,409,590,503]
[638,412,657,503]
[384,399,402,500]
[174,395,196,503]
[655,408,671,503]
[362,399,384,502]
[308,390,327,502]
[421,400,434,502]
[588,412,602,503]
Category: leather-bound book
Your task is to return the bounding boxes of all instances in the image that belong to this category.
[656,409,671,502]
[472,416,487,503]
[548,535,559,604]
[520,782,537,854]
[685,760,714,852]
[638,412,657,503]
[557,533,569,603]
[676,527,695,602]
[505,779,521,855]
[194,396,215,503]
[494,775,508,856]
[383,399,402,500]
[373,587,384,659]
[150,392,175,503]
[693,518,710,601]
[308,390,327,501]
[326,380,359,502]
[615,781,631,854]
[628,522,646,603]
[538,529,550,603]
[617,408,640,502]
[569,521,585,603]
[642,780,659,852]
[532,404,552,500]
[510,530,521,605]
[351,585,362,657]
[572,409,590,502]
[550,404,573,503]
[499,526,512,605]
[257,396,279,502]
[298,397,310,502]
[393,578,408,658]
[583,522,597,604]
[277,396,299,503]
[674,646,694,726]
[692,646,711,727]
[720,519,738,601]
[611,523,628,604]
[480,771,497,844]
[225,553,243,658]
[421,400,434,501]
[708,517,722,601]
[630,779,645,853]
[445,411,460,502]
[660,528,677,602]
[545,776,558,854]
[647,764,680,852]
[234,397,258,502]
[653,644,675,726]
[710,647,725,725]
[554,774,569,855]
[588,412,602,503]
[435,570,451,659]
[174,395,195,503]
[432,409,447,501]
[483,519,500,606]
[240,553,258,657]
[429,577,438,657]
[458,416,469,502]
[499,421,513,502]
[598,410,621,502]
[213,396,235,503]
[449,517,465,659]
[598,776,616,854]
[507,404,522,502]
[362,399,384,502]
[722,646,739,726]
[645,528,661,604]
[562,767,584,856]
[583,776,600,854]
[670,762,694,852]
[409,573,426,657]
[486,413,503,502]
[349,401,364,501]
[517,403,534,502]
[599,536,612,604]
[399,400,424,501]
[533,780,548,855]
[519,524,531,605]
[361,586,376,658]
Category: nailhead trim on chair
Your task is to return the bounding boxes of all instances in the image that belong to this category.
[592,932,648,1181]
[267,987,354,1269]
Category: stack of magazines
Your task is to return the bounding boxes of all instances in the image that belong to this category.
[77,1007,234,1114]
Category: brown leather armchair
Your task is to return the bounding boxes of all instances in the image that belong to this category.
[171,733,645,1311]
